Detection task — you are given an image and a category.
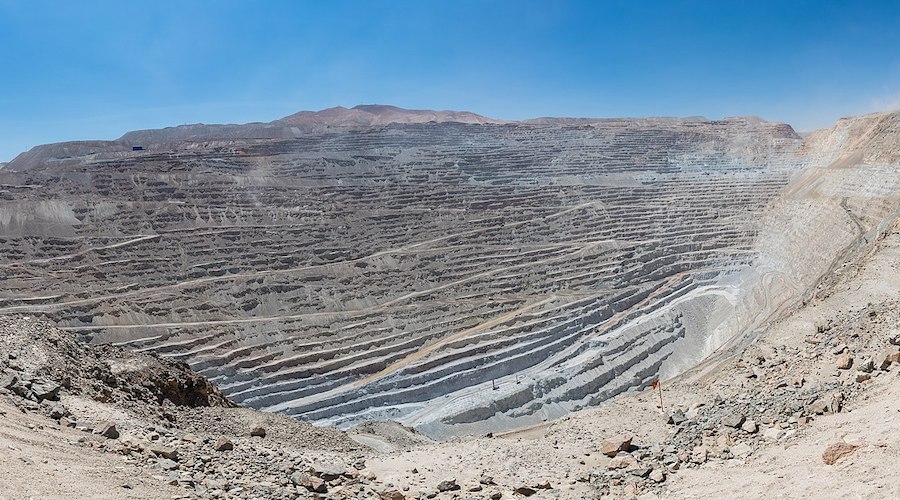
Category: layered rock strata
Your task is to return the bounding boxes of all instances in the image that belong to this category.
[1,108,898,437]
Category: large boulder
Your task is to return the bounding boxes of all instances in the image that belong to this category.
[600,435,633,457]
[93,421,119,439]
[436,479,460,492]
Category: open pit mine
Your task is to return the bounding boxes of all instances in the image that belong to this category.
[1,105,898,438]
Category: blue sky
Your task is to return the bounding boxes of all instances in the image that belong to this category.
[1,0,899,161]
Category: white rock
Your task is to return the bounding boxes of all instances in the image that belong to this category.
[731,442,753,458]
[763,428,785,441]
[741,420,758,434]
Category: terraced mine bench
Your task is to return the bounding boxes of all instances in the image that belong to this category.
[2,111,898,438]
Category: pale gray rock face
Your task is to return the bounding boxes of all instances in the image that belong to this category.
[1,107,899,438]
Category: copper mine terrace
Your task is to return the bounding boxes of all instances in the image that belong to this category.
[1,105,898,439]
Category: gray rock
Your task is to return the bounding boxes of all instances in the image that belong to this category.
[249,426,266,438]
[629,467,652,478]
[721,414,745,428]
[150,444,178,460]
[157,458,179,470]
[419,488,438,499]
[436,479,460,492]
[0,372,17,389]
[48,403,68,420]
[312,462,347,481]
[30,380,60,402]
[291,472,326,493]
[763,427,785,441]
[666,409,687,425]
[859,358,875,373]
[93,421,119,439]
[731,442,753,458]
[661,453,680,465]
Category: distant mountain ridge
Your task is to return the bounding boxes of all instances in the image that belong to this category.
[4,104,812,171]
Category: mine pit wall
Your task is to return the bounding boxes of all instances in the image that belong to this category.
[2,113,897,440]
[663,112,900,381]
[403,116,900,439]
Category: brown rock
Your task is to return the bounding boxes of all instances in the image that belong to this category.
[149,444,178,460]
[607,453,638,470]
[309,476,327,494]
[811,392,844,415]
[810,399,828,415]
[249,426,266,438]
[379,488,404,499]
[835,353,853,370]
[716,432,734,447]
[214,436,233,451]
[600,435,633,457]
[292,472,327,493]
[822,441,858,465]
[877,358,891,371]
[690,445,708,464]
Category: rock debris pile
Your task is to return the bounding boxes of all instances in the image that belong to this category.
[588,299,900,497]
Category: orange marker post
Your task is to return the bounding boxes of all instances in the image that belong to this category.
[651,379,663,414]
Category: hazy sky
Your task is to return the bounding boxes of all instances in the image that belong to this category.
[1,0,899,161]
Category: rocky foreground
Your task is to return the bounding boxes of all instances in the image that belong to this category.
[2,224,900,500]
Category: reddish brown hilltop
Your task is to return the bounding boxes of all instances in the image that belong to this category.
[277,104,506,127]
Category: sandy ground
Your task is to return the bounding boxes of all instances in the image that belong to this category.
[0,399,182,500]
[662,375,900,499]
